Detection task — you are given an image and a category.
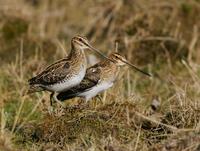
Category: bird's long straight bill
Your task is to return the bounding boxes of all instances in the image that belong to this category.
[88,45,115,62]
[122,60,151,77]
[88,44,150,76]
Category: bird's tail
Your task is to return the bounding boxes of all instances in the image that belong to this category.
[24,85,44,96]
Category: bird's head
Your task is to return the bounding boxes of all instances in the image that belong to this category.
[109,52,151,77]
[109,53,127,66]
[71,35,90,50]
[71,35,113,61]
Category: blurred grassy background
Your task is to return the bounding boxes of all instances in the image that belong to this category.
[0,0,200,150]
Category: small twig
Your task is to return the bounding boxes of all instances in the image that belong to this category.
[20,39,24,81]
[127,70,131,97]
[188,25,198,63]
[105,104,121,124]
[1,108,6,136]
[16,95,43,132]
[134,124,141,151]
[102,91,107,105]
[55,39,67,56]
[11,96,26,133]
[134,111,198,133]
[160,42,172,69]
[115,42,118,52]
[182,59,200,88]
[135,36,177,42]
[134,111,177,131]
[126,106,130,126]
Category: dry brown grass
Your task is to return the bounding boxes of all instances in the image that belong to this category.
[0,0,200,150]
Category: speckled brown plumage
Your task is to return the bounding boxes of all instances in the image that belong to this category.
[27,36,91,96]
[56,53,122,101]
[57,52,151,101]
[28,50,86,86]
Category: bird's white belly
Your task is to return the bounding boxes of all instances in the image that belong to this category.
[46,68,86,92]
[79,82,113,101]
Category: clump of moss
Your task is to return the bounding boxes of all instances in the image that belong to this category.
[17,103,138,147]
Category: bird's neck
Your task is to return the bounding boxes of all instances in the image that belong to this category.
[103,59,119,72]
[104,59,116,66]
[69,44,85,59]
[100,60,120,82]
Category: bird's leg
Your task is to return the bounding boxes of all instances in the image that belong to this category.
[49,92,65,113]
[48,92,55,113]
[50,92,54,106]
[53,92,65,108]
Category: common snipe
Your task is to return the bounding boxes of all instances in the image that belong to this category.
[27,35,109,105]
[57,52,151,101]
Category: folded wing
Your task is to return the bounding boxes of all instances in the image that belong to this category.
[28,59,70,85]
[57,65,101,101]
